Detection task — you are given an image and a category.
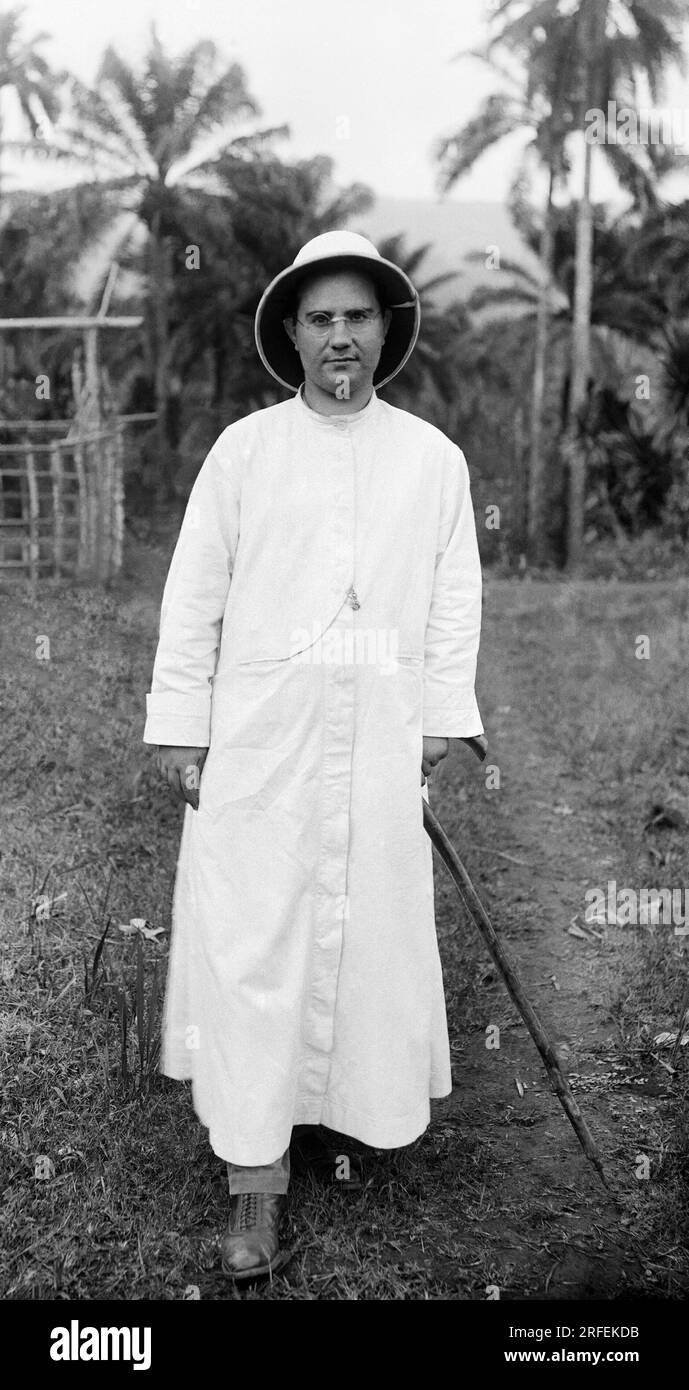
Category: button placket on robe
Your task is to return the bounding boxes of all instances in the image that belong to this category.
[301,425,358,1103]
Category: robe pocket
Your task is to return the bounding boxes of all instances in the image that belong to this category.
[200,742,298,815]
[210,661,318,747]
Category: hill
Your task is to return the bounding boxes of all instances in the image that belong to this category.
[346,196,542,306]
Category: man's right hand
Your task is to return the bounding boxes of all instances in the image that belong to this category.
[156,746,208,811]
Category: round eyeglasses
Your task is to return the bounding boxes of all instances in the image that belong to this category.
[295,309,381,338]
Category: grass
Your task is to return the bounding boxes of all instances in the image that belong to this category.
[1,539,688,1299]
[478,575,689,1291]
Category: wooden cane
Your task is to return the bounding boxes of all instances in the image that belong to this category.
[424,736,611,1192]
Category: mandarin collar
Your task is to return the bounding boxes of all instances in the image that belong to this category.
[294,381,379,428]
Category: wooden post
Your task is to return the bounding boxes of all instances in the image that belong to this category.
[25,448,40,598]
[85,439,98,577]
[72,441,88,574]
[105,431,117,580]
[112,424,125,576]
[50,441,64,578]
[514,404,527,558]
[84,326,101,425]
[105,434,115,580]
[99,430,110,578]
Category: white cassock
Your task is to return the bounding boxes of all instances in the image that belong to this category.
[143,384,483,1165]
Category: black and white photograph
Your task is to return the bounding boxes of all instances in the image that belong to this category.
[1,0,688,1352]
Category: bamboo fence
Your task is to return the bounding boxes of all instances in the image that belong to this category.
[0,423,125,584]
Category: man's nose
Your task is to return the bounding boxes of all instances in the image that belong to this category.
[327,318,353,348]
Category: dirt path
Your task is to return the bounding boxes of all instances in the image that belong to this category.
[427,581,676,1301]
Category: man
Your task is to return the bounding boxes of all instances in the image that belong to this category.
[143,230,484,1282]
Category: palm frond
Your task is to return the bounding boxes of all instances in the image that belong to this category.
[97,44,148,133]
[490,0,564,54]
[601,138,661,210]
[65,76,153,176]
[450,43,523,91]
[464,250,540,289]
[434,92,531,193]
[466,285,537,314]
[175,63,258,145]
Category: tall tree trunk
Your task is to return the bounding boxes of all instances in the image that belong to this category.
[566,138,594,568]
[528,165,555,565]
[150,211,174,501]
[565,0,608,570]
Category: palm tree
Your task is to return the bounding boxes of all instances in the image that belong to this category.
[437,0,687,563]
[487,0,686,568]
[0,5,60,196]
[435,16,578,561]
[467,185,689,545]
[0,5,61,367]
[45,26,283,494]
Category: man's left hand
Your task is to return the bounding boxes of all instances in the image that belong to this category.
[421,736,450,784]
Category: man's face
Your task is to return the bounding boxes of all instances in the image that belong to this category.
[284,271,391,402]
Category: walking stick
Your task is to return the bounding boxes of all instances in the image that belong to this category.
[424,735,610,1192]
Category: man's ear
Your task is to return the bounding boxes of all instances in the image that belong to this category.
[283,315,297,347]
[382,307,392,340]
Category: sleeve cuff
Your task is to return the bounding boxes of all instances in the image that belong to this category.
[142,691,211,747]
[422,699,483,739]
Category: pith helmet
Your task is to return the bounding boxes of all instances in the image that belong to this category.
[254,230,421,391]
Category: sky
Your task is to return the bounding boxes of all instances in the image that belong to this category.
[5,0,689,205]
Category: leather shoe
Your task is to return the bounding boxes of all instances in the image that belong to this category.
[221,1192,289,1282]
